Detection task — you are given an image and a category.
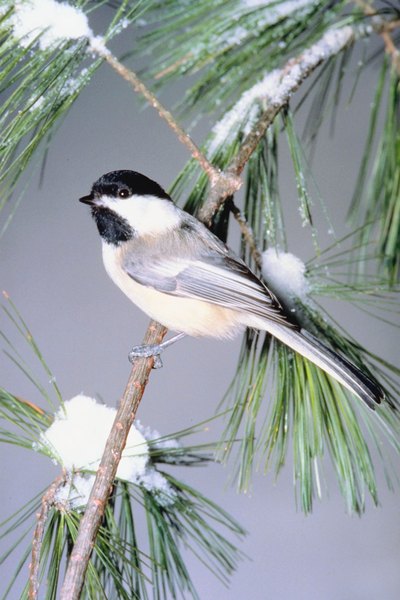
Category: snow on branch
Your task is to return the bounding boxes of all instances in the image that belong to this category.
[208,25,357,155]
[39,395,177,510]
[41,395,148,480]
[199,22,374,222]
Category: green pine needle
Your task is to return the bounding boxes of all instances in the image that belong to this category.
[2,294,62,409]
[0,1,151,229]
[0,449,245,599]
[349,64,400,284]
[0,298,245,598]
[136,0,347,118]
[0,388,51,450]
[219,240,400,514]
[244,124,285,251]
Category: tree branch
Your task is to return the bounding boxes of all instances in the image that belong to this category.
[60,321,167,600]
[199,17,399,224]
[91,44,225,188]
[199,25,358,223]
[88,43,242,201]
[230,201,263,271]
[29,473,66,600]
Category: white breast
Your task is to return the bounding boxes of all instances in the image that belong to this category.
[102,243,244,339]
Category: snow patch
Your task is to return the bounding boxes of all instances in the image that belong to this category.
[11,0,92,50]
[40,395,149,481]
[208,25,354,154]
[262,248,309,303]
[39,395,177,509]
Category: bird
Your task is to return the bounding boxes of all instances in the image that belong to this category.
[79,169,384,410]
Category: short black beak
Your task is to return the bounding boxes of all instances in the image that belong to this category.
[79,193,95,205]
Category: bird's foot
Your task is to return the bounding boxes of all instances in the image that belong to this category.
[128,333,186,369]
[128,344,164,368]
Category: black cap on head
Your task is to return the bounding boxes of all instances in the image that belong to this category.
[78,170,172,245]
[90,170,171,201]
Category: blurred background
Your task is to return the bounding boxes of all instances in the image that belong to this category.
[1,5,399,599]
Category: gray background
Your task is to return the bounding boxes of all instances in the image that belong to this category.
[1,7,399,599]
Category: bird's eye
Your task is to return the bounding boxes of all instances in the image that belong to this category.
[118,188,131,198]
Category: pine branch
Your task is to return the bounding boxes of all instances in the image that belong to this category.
[0,367,245,598]
[200,17,399,224]
[60,321,167,600]
[29,473,66,600]
[90,19,397,228]
[92,44,241,194]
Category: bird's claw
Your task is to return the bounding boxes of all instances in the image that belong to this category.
[128,344,164,369]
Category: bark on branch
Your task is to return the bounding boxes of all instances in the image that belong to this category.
[29,474,66,599]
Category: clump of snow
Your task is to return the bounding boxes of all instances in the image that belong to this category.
[41,395,149,481]
[208,24,353,154]
[40,395,177,509]
[261,248,309,304]
[11,0,92,50]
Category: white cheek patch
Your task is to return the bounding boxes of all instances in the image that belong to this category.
[97,194,181,236]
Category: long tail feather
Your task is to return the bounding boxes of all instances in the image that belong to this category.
[256,320,384,409]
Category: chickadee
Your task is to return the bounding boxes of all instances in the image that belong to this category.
[79,169,384,409]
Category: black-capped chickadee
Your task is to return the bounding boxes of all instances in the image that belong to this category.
[79,170,384,409]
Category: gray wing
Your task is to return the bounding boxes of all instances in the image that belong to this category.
[122,219,293,327]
